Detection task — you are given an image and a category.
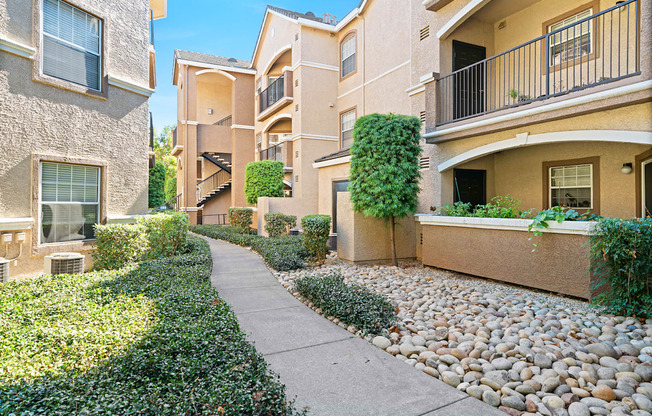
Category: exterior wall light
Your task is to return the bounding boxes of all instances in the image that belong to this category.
[621,163,633,174]
[207,108,213,115]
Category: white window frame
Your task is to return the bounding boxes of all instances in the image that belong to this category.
[39,162,101,244]
[341,34,356,78]
[340,109,356,149]
[548,163,593,210]
[41,0,103,91]
[548,8,593,66]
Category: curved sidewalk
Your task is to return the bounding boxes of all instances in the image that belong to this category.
[201,236,505,416]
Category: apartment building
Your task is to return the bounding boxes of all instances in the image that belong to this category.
[0,0,166,279]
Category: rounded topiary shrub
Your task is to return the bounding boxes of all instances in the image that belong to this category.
[301,214,331,261]
[244,161,284,205]
[227,207,254,233]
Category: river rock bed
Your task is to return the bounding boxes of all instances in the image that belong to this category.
[273,263,652,416]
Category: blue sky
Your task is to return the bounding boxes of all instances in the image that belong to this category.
[150,0,357,133]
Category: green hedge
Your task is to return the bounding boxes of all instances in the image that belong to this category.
[148,162,166,208]
[301,215,331,261]
[264,213,297,237]
[244,161,284,205]
[139,212,189,258]
[590,217,652,317]
[0,236,302,415]
[164,177,177,203]
[228,207,254,233]
[191,225,307,271]
[294,272,396,335]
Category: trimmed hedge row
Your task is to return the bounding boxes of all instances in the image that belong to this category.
[294,272,397,335]
[228,207,254,233]
[264,213,297,238]
[190,225,307,271]
[0,236,302,415]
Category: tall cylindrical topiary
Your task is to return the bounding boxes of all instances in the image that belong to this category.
[244,161,284,205]
[301,214,331,261]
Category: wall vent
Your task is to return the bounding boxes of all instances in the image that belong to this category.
[420,111,427,123]
[0,258,8,283]
[498,21,507,30]
[44,252,85,275]
[419,156,431,170]
[420,26,430,41]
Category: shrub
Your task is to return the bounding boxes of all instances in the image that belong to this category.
[435,195,529,218]
[301,215,331,261]
[92,223,148,270]
[294,272,396,335]
[244,160,284,205]
[589,217,652,317]
[228,207,254,233]
[164,176,177,203]
[138,212,189,259]
[148,161,166,208]
[190,225,307,271]
[265,212,297,237]
[0,236,302,415]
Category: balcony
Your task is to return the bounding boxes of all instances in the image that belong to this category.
[197,123,232,154]
[257,71,294,121]
[435,0,641,126]
[260,140,293,168]
[171,127,183,156]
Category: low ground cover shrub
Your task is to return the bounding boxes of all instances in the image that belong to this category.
[265,212,297,237]
[228,207,254,233]
[301,215,331,261]
[590,217,652,318]
[244,160,284,205]
[0,236,301,415]
[191,225,307,271]
[294,272,396,335]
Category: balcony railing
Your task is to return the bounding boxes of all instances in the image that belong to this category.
[172,127,177,148]
[213,115,232,126]
[260,142,284,164]
[259,75,285,113]
[436,0,640,126]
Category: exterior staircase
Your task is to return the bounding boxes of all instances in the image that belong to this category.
[197,153,233,207]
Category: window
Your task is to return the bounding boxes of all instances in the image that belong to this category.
[256,78,262,94]
[340,109,356,149]
[256,133,262,152]
[341,34,356,78]
[548,9,593,66]
[40,162,100,244]
[42,0,102,90]
[549,164,593,209]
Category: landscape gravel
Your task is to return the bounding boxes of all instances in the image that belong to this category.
[274,259,652,416]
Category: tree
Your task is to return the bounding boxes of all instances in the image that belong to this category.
[349,113,422,266]
[148,162,166,208]
[244,161,284,205]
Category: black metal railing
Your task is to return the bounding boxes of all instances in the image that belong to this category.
[259,142,284,163]
[197,169,232,203]
[172,127,177,148]
[437,0,640,125]
[259,75,285,113]
[149,9,155,46]
[199,213,228,225]
[213,115,232,126]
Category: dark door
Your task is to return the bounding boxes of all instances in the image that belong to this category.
[644,160,652,217]
[453,169,486,207]
[453,40,486,120]
[332,180,350,233]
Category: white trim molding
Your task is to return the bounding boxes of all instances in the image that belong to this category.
[338,60,410,100]
[263,114,292,133]
[427,80,652,140]
[175,59,257,75]
[195,68,237,81]
[291,60,339,73]
[416,214,596,235]
[0,217,35,231]
[107,214,143,224]
[437,0,492,39]
[313,155,352,169]
[180,120,199,126]
[262,44,292,76]
[107,76,155,97]
[438,130,652,172]
[231,124,255,130]
[0,37,36,59]
[406,84,426,96]
[290,133,339,142]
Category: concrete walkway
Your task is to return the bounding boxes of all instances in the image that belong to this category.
[201,236,506,416]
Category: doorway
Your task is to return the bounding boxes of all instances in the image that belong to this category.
[643,158,652,217]
[332,180,350,234]
[453,169,486,207]
[452,40,486,120]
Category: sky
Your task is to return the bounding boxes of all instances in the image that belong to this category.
[150,0,357,133]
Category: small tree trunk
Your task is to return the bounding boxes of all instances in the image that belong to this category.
[389,215,398,267]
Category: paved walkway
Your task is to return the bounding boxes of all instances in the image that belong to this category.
[201,236,506,416]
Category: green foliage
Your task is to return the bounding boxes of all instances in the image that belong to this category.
[244,161,284,205]
[191,225,307,271]
[264,213,297,237]
[349,113,422,220]
[92,223,148,270]
[164,176,177,202]
[0,236,302,415]
[589,218,652,317]
[148,162,166,208]
[301,215,331,261]
[294,272,397,335]
[228,207,254,233]
[138,212,189,259]
[434,195,528,218]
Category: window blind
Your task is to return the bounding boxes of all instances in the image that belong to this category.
[341,110,355,149]
[341,35,356,77]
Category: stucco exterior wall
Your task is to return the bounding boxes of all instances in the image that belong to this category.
[317,162,350,216]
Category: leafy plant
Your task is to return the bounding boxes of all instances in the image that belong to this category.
[294,272,397,335]
[148,162,166,208]
[244,160,284,205]
[589,218,652,317]
[264,213,297,237]
[433,195,529,219]
[228,207,254,233]
[164,176,177,203]
[301,215,331,261]
[138,211,189,258]
[349,113,422,266]
[92,223,148,270]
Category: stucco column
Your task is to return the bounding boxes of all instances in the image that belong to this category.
[231,73,255,208]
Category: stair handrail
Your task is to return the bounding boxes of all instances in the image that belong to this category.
[197,169,232,203]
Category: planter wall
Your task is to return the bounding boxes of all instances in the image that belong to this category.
[417,216,597,299]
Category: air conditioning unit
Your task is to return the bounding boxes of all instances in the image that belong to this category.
[44,252,85,275]
[0,258,8,283]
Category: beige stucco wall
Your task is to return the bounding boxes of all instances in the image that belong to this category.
[317,162,350,217]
